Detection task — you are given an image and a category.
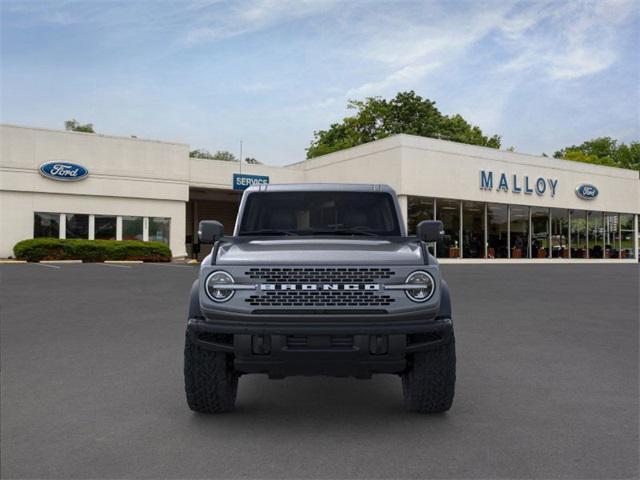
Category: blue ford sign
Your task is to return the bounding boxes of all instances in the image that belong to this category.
[575,184,598,200]
[233,173,269,190]
[39,161,89,182]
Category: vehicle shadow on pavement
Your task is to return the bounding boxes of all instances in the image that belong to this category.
[184,374,458,424]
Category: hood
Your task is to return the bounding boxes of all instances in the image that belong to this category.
[215,238,423,265]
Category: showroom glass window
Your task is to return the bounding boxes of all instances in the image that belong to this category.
[620,214,636,259]
[588,211,604,258]
[122,216,143,241]
[407,196,434,234]
[436,199,460,258]
[34,212,59,238]
[65,214,89,239]
[462,201,484,258]
[550,209,569,258]
[531,207,550,259]
[571,210,587,258]
[603,213,620,259]
[509,206,529,258]
[487,203,508,259]
[149,217,170,244]
[95,215,117,240]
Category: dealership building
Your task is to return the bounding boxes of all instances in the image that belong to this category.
[1,124,638,262]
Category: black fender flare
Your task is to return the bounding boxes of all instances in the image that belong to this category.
[188,279,203,319]
[437,279,452,320]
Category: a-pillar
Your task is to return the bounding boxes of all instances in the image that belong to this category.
[397,194,409,234]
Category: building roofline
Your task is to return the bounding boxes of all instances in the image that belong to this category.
[289,133,639,179]
[0,123,189,147]
[284,135,401,167]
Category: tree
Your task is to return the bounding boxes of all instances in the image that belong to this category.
[189,149,238,162]
[64,119,94,133]
[212,150,237,162]
[189,149,215,159]
[245,157,261,164]
[306,91,501,158]
[554,137,640,172]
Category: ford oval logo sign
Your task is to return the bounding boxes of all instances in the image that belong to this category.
[575,184,598,200]
[39,161,89,182]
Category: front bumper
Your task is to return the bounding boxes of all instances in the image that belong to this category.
[186,314,453,378]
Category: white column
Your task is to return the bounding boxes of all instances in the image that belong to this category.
[459,201,463,259]
[617,214,622,259]
[397,195,409,235]
[507,205,511,258]
[634,214,639,260]
[143,217,149,242]
[88,215,95,240]
[193,200,199,241]
[116,216,123,241]
[483,203,488,259]
[59,213,66,239]
[528,207,532,259]
[548,209,552,258]
[586,213,590,259]
[568,210,572,259]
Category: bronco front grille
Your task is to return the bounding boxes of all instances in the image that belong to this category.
[244,267,396,308]
[244,267,394,283]
[245,290,395,307]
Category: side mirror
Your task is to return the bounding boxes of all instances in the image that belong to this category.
[198,220,224,244]
[416,220,444,243]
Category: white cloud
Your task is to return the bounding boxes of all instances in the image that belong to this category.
[347,63,440,97]
[499,0,637,79]
[183,0,341,44]
[340,4,514,107]
[2,0,637,164]
[10,0,635,85]
[359,6,512,67]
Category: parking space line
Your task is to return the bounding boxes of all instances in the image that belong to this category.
[96,263,132,269]
[147,263,196,268]
[35,263,61,269]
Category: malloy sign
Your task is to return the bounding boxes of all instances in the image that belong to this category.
[480,170,558,197]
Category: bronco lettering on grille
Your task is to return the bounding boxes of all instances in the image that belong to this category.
[260,284,381,291]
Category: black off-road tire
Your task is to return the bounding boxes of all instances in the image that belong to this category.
[402,334,456,413]
[184,332,238,413]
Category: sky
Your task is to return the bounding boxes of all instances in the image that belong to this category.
[1,0,639,165]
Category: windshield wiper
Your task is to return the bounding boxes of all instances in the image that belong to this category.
[239,229,299,236]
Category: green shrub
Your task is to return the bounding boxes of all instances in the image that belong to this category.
[13,238,172,262]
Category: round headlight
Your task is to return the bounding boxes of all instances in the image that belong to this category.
[205,271,235,302]
[405,271,435,302]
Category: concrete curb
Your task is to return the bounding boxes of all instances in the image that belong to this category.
[40,260,83,264]
[437,258,638,264]
[0,259,27,264]
[104,260,144,264]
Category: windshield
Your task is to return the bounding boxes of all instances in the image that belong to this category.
[238,191,401,236]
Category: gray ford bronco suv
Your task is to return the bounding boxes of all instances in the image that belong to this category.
[185,184,455,413]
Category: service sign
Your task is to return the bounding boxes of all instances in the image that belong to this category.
[233,173,269,190]
[575,184,598,200]
[39,161,89,182]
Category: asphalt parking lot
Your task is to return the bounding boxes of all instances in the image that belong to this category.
[1,263,638,479]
